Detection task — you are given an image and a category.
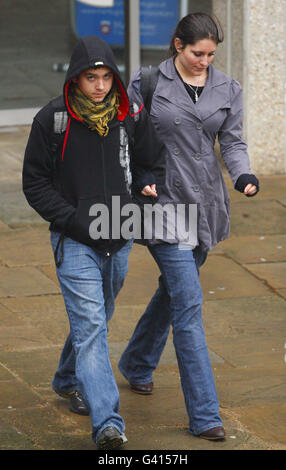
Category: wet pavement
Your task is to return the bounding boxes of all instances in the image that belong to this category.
[0,126,286,451]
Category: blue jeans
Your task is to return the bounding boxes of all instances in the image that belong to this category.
[50,232,133,442]
[118,244,222,435]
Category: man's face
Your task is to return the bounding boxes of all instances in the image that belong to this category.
[72,66,114,103]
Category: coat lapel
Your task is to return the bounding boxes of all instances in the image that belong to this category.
[157,59,202,120]
[197,64,231,121]
[157,60,231,122]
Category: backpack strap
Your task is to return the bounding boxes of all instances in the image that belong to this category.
[140,65,159,114]
[124,101,143,147]
[48,97,68,169]
[53,111,68,134]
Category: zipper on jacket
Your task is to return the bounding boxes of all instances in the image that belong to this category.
[100,138,112,257]
[61,117,71,161]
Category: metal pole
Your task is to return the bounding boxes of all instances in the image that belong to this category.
[124,0,140,84]
[180,0,189,18]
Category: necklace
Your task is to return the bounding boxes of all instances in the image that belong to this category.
[186,83,199,102]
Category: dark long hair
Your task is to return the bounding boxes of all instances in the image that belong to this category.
[169,12,224,56]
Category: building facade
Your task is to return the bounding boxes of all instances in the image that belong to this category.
[0,0,285,174]
[213,0,286,175]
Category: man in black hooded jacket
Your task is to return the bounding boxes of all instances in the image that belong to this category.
[22,35,165,450]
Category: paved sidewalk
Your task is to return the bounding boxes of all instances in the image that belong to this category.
[0,126,286,450]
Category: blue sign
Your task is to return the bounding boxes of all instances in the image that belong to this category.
[73,0,179,47]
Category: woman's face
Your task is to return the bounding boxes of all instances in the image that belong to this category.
[174,38,217,76]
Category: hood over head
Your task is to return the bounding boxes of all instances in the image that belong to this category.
[64,35,129,121]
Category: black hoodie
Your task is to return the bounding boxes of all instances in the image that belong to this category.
[22,36,165,258]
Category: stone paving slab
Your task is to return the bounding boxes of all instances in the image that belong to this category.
[110,304,150,342]
[203,295,286,335]
[0,325,55,352]
[0,346,252,450]
[0,228,54,266]
[116,246,273,303]
[0,302,26,327]
[229,200,286,236]
[38,265,59,287]
[0,266,60,297]
[0,294,65,314]
[0,183,44,224]
[0,126,30,150]
[0,416,36,450]
[0,221,12,232]
[231,404,286,447]
[0,401,268,450]
[116,244,161,305]
[214,365,286,408]
[0,362,16,381]
[48,366,271,450]
[0,296,68,345]
[277,289,286,299]
[0,149,24,182]
[0,349,61,392]
[244,262,286,289]
[121,419,269,450]
[0,380,44,411]
[220,234,286,264]
[207,337,284,369]
[114,366,271,450]
[203,295,286,368]
[0,406,93,450]
[199,255,272,300]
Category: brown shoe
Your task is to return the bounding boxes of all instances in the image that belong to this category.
[130,382,153,395]
[199,427,225,441]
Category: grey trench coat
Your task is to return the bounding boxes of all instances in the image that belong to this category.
[128,58,252,251]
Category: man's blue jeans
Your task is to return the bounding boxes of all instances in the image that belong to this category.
[50,232,133,442]
[118,243,223,436]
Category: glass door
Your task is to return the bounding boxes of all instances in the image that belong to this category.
[0,0,211,126]
[0,0,74,125]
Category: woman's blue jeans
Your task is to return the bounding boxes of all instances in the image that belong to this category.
[118,243,223,435]
[50,232,133,442]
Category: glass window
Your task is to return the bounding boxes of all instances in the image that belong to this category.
[0,0,212,116]
[0,0,74,110]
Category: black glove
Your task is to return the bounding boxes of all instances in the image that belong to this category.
[235,174,259,197]
[132,169,156,193]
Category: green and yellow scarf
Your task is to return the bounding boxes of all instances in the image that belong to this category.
[68,83,120,136]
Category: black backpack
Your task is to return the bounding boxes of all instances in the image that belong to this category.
[140,65,159,114]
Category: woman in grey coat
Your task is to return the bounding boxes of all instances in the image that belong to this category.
[119,12,259,441]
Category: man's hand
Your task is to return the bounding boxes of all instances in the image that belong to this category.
[141,184,157,197]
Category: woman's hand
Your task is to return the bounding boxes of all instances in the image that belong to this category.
[235,174,259,197]
[244,184,257,196]
[141,184,157,197]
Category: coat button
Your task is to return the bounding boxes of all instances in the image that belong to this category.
[194,153,201,160]
[174,179,181,187]
[193,185,200,192]
[196,123,203,130]
[174,117,181,125]
[174,147,180,155]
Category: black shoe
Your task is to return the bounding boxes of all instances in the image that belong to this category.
[96,426,128,450]
[68,390,89,415]
[54,389,89,416]
[130,382,153,395]
[198,426,225,441]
